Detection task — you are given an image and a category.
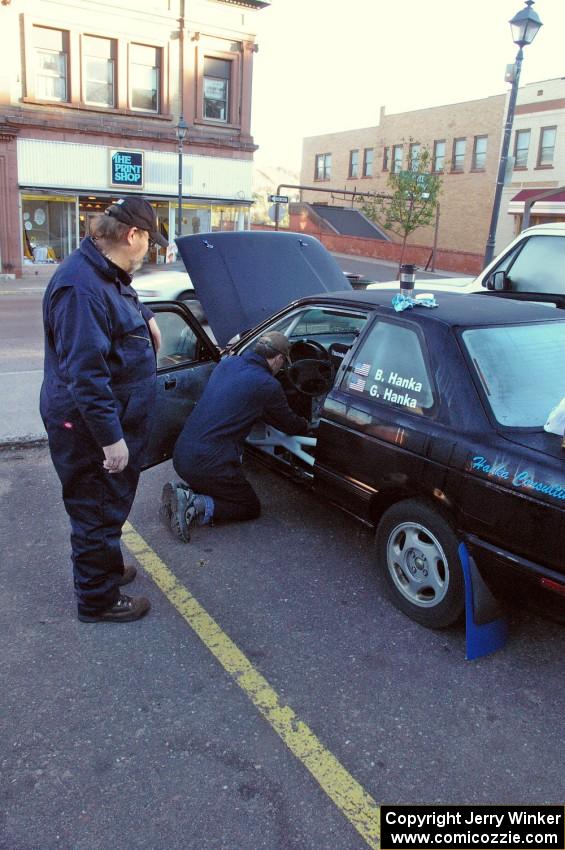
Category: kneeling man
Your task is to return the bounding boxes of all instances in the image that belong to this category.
[161,332,308,541]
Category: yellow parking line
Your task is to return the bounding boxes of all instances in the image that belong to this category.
[123,521,381,849]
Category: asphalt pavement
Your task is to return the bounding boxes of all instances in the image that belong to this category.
[2,444,564,850]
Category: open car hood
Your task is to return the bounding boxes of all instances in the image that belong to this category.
[175,231,351,347]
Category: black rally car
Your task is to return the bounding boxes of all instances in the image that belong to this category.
[142,231,565,628]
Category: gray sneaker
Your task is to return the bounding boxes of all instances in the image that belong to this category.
[170,484,196,543]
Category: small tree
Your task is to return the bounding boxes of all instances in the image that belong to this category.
[361,145,442,271]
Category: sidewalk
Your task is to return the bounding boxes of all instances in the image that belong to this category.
[0,264,54,447]
[0,262,54,293]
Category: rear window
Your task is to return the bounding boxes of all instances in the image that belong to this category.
[463,321,565,427]
[341,320,434,413]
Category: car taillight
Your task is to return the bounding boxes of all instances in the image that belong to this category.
[539,577,565,596]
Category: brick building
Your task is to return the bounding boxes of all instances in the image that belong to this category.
[0,0,269,276]
[300,95,506,261]
[300,79,565,263]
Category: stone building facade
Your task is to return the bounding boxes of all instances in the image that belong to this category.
[497,77,565,252]
[0,0,268,276]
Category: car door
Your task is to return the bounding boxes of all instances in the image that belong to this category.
[142,301,220,468]
[313,314,441,522]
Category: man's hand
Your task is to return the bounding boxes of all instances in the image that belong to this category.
[148,317,162,353]
[103,438,129,473]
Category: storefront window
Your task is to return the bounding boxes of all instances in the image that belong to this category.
[211,205,249,232]
[22,194,77,263]
[172,203,212,240]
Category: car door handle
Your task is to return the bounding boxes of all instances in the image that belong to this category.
[164,377,177,390]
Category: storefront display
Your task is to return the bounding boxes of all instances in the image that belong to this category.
[21,193,250,266]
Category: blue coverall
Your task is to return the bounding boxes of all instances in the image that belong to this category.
[173,350,307,522]
[40,237,156,616]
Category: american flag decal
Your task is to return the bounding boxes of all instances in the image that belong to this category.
[349,376,366,392]
[354,362,371,376]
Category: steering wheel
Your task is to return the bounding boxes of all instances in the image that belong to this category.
[288,338,330,364]
[286,339,334,396]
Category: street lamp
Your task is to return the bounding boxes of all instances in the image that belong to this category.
[483,0,542,266]
[176,114,188,239]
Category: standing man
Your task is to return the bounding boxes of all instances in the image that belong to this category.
[41,197,167,623]
[161,331,308,542]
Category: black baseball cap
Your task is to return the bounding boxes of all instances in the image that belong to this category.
[104,197,168,247]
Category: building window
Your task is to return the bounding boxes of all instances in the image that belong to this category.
[513,129,530,169]
[382,147,389,171]
[315,153,331,180]
[537,126,556,167]
[203,56,231,122]
[349,150,359,179]
[392,144,403,174]
[83,35,115,107]
[472,135,488,170]
[409,143,421,171]
[433,140,445,173]
[130,44,160,112]
[451,137,466,172]
[34,26,69,102]
[363,148,373,177]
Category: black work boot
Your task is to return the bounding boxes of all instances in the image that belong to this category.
[77,594,150,623]
[118,565,137,585]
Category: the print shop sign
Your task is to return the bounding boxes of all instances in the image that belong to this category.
[110,150,144,188]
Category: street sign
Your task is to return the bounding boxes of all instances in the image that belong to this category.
[400,171,432,190]
[268,194,289,204]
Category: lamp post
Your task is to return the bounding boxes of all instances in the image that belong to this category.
[483,0,542,267]
[176,114,188,239]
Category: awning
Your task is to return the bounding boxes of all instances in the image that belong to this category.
[511,189,565,203]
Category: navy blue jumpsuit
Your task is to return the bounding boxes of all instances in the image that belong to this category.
[173,350,307,522]
[40,237,156,616]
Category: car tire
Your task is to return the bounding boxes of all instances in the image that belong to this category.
[178,289,195,301]
[375,499,464,629]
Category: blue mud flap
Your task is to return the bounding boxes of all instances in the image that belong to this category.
[459,542,508,660]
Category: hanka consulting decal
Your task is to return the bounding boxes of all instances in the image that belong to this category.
[470,454,565,501]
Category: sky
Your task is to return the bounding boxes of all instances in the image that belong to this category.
[250,0,565,172]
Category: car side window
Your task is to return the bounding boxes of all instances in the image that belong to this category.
[290,307,366,338]
[496,236,565,294]
[242,306,368,354]
[341,320,434,414]
[154,311,198,368]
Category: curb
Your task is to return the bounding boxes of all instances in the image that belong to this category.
[0,288,47,296]
[0,436,48,449]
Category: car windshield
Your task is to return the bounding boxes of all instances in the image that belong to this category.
[462,321,565,427]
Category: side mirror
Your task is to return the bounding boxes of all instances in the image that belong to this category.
[486,270,510,291]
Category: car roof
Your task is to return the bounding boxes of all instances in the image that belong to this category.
[301,288,565,328]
